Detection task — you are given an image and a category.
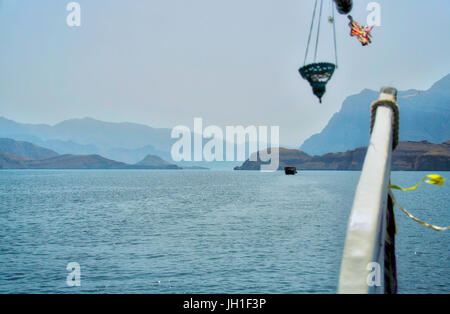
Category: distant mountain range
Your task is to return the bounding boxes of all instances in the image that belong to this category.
[0,117,244,168]
[0,117,173,164]
[0,117,173,151]
[300,73,450,155]
[2,73,448,167]
[0,138,181,170]
[235,140,450,171]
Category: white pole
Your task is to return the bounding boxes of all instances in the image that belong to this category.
[338,88,398,294]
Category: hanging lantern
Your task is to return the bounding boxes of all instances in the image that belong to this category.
[333,0,353,15]
[299,63,336,103]
[299,0,338,103]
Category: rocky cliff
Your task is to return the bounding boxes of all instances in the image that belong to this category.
[300,74,450,155]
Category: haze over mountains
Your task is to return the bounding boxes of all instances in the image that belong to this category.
[0,117,173,164]
[0,138,181,169]
[1,73,448,166]
[300,74,450,155]
[0,117,254,168]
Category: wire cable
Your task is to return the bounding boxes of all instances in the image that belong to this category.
[303,0,318,65]
[314,0,324,62]
[332,0,338,67]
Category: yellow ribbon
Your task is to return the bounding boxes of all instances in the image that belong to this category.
[389,174,445,191]
[388,175,448,232]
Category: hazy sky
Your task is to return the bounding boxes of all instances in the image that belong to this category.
[1,0,449,146]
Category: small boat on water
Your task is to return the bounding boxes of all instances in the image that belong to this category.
[284,167,297,175]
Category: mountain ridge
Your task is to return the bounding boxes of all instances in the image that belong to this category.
[235,140,450,171]
[0,117,254,167]
[0,116,174,152]
[300,73,450,155]
[0,138,181,170]
[0,138,59,160]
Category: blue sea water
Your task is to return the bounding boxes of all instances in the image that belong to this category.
[0,170,448,294]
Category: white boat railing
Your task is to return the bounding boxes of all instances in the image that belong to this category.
[338,87,399,294]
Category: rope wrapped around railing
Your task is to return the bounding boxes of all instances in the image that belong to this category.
[370,87,400,150]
